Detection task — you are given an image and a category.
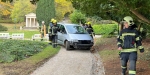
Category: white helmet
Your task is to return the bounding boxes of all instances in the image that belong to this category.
[123,16,134,26]
[42,21,45,24]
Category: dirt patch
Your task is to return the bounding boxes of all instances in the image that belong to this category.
[96,37,150,75]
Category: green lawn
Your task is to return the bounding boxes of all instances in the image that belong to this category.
[0,45,60,75]
[0,23,61,75]
[1,30,40,39]
[99,50,119,61]
[0,23,40,39]
[0,23,22,31]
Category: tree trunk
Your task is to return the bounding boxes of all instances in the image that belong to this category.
[130,9,150,24]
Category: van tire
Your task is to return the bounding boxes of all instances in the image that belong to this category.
[65,41,70,50]
[86,47,91,50]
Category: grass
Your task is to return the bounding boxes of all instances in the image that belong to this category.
[7,30,39,39]
[0,23,22,31]
[99,50,119,61]
[95,37,119,61]
[0,23,61,75]
[0,23,40,39]
[0,45,60,75]
[27,45,60,64]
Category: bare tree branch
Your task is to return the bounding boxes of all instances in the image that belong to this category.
[130,9,150,24]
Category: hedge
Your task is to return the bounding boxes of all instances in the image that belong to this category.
[0,24,8,31]
[93,24,118,35]
[0,40,48,63]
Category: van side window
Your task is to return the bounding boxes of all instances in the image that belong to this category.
[60,25,66,34]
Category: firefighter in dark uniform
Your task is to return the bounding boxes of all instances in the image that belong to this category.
[49,18,55,44]
[86,22,95,38]
[117,16,144,75]
[50,18,55,28]
[83,23,88,29]
[51,20,59,48]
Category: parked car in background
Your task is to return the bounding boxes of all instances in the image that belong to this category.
[57,23,94,50]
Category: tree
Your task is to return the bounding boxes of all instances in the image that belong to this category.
[70,10,86,24]
[1,0,13,3]
[55,0,74,21]
[10,0,35,23]
[36,0,55,33]
[0,1,13,19]
[30,0,74,21]
[70,0,150,25]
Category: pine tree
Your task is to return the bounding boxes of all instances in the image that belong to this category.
[36,0,55,33]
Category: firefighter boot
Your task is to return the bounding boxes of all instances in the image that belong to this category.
[121,72,126,75]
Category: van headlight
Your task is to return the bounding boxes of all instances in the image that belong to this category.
[71,39,78,42]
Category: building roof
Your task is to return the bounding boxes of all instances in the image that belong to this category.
[25,13,36,17]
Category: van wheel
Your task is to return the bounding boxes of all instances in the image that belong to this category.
[86,47,91,50]
[65,41,70,50]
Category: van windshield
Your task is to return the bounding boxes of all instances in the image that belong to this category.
[65,25,88,34]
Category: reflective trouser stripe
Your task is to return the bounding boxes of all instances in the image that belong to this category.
[121,66,126,69]
[129,70,136,74]
[121,48,137,52]
[117,42,121,45]
[136,37,140,41]
[138,46,144,49]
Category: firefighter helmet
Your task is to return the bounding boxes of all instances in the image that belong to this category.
[51,18,55,22]
[53,20,57,24]
[87,22,91,25]
[123,16,134,26]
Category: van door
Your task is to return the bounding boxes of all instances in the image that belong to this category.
[57,25,66,45]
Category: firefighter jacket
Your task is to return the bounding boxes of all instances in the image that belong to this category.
[86,26,95,36]
[51,25,59,35]
[49,22,53,29]
[117,27,144,53]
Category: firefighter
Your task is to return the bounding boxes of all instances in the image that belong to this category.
[117,16,144,75]
[40,21,46,41]
[49,18,55,44]
[86,22,95,38]
[50,18,55,28]
[51,20,59,48]
[83,23,88,29]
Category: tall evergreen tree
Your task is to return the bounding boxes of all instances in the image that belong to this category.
[36,0,55,33]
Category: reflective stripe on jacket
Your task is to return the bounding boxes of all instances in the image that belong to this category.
[52,26,59,35]
[117,27,144,52]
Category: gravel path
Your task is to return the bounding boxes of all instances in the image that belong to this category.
[30,47,105,75]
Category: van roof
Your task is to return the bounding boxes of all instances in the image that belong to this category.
[57,23,79,26]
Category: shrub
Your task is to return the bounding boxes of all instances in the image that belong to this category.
[0,24,8,31]
[0,40,48,63]
[69,10,86,24]
[86,16,102,24]
[93,24,117,35]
